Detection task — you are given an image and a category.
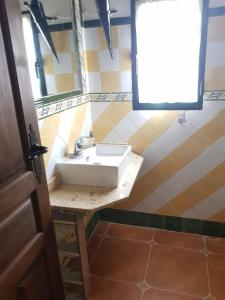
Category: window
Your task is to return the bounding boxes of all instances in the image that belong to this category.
[131,0,208,110]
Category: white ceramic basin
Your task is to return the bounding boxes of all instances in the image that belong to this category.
[57,143,132,187]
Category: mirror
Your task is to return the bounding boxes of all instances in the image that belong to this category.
[20,0,83,102]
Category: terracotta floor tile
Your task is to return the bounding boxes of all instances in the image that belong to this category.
[208,254,225,300]
[90,237,150,283]
[107,223,153,241]
[143,288,200,300]
[88,235,101,264]
[91,276,141,300]
[206,237,225,254]
[155,230,204,250]
[147,245,208,297]
[94,221,109,236]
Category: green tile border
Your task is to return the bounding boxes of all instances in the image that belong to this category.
[35,90,82,107]
[203,221,223,237]
[164,215,182,232]
[85,208,225,241]
[182,218,203,235]
[97,208,225,238]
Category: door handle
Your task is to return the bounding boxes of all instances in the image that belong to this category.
[28,144,48,160]
[28,124,48,183]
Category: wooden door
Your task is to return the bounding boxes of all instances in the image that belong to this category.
[0,1,65,299]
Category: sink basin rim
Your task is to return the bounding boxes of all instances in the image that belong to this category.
[58,143,131,167]
[56,143,132,187]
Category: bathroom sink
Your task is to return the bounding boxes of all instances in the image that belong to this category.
[56,143,132,187]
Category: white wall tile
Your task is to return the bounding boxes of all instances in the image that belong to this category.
[87,72,101,92]
[120,71,132,92]
[144,136,225,210]
[51,134,67,162]
[81,103,93,137]
[39,35,51,54]
[53,53,73,74]
[194,201,216,220]
[118,24,131,49]
[38,120,44,130]
[99,49,119,72]
[182,209,202,220]
[103,117,137,143]
[139,102,225,177]
[127,110,153,129]
[84,28,99,50]
[206,42,225,67]
[45,75,57,95]
[103,130,125,143]
[185,194,218,220]
[90,102,111,122]
[46,157,57,181]
[57,109,76,143]
[133,192,165,213]
[188,102,225,128]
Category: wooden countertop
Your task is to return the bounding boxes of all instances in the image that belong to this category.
[49,152,143,212]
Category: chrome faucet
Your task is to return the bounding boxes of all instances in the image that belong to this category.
[73,132,95,157]
[73,138,82,157]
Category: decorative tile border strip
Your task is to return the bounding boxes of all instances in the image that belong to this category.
[36,90,225,120]
[36,93,90,120]
[89,92,132,102]
[95,208,225,238]
[89,91,225,103]
[36,92,132,120]
[204,90,225,101]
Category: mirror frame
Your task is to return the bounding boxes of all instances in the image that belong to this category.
[23,0,87,107]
